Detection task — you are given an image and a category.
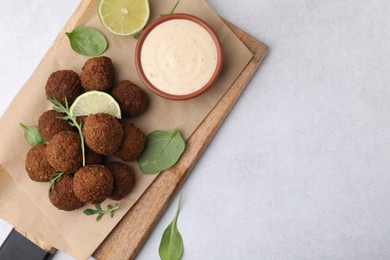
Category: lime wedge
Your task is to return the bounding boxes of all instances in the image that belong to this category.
[70,91,121,119]
[98,0,150,36]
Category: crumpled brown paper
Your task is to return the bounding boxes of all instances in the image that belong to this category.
[0,0,252,259]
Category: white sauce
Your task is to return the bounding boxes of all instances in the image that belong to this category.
[140,19,218,95]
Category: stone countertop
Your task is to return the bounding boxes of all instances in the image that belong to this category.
[1,1,390,259]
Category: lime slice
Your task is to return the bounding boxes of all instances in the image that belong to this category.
[70,91,121,119]
[98,0,150,36]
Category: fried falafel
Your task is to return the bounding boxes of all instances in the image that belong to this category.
[85,147,105,165]
[105,162,135,201]
[38,110,74,142]
[80,56,115,91]
[45,131,82,173]
[83,113,123,155]
[114,122,146,162]
[76,115,88,127]
[49,174,84,211]
[111,80,149,117]
[45,70,83,105]
[25,144,56,182]
[73,165,113,204]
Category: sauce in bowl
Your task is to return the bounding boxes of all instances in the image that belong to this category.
[135,14,223,100]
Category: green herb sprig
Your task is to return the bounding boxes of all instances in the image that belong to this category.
[48,97,86,166]
[83,203,120,221]
[20,123,46,147]
[161,0,180,17]
[138,128,185,174]
[48,172,64,193]
[159,193,184,260]
[133,0,180,40]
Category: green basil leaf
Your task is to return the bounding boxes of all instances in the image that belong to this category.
[65,26,108,56]
[159,193,183,260]
[20,123,46,147]
[138,128,185,174]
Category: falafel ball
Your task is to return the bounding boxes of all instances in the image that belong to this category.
[45,70,83,105]
[45,131,82,173]
[114,122,146,162]
[105,162,135,201]
[85,147,105,165]
[76,115,88,128]
[49,174,84,211]
[83,113,123,155]
[80,56,115,91]
[111,80,149,117]
[73,165,113,204]
[25,144,56,182]
[38,110,74,141]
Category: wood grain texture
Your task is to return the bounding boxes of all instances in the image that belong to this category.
[93,20,268,260]
[13,1,268,258]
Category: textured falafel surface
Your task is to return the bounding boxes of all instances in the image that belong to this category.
[80,56,115,91]
[45,131,82,173]
[45,70,83,105]
[85,147,105,165]
[114,122,146,162]
[25,144,56,182]
[49,174,84,211]
[111,80,149,117]
[83,113,124,155]
[38,110,75,142]
[105,162,135,201]
[73,165,113,204]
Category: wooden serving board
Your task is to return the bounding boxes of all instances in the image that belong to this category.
[16,6,268,260]
[93,20,268,260]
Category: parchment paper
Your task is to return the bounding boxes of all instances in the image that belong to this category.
[0,0,253,259]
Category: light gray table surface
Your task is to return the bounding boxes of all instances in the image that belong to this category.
[1,0,390,259]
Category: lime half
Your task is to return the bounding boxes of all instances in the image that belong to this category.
[70,91,121,119]
[98,0,150,36]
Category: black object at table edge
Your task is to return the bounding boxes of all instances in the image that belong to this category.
[0,229,54,260]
